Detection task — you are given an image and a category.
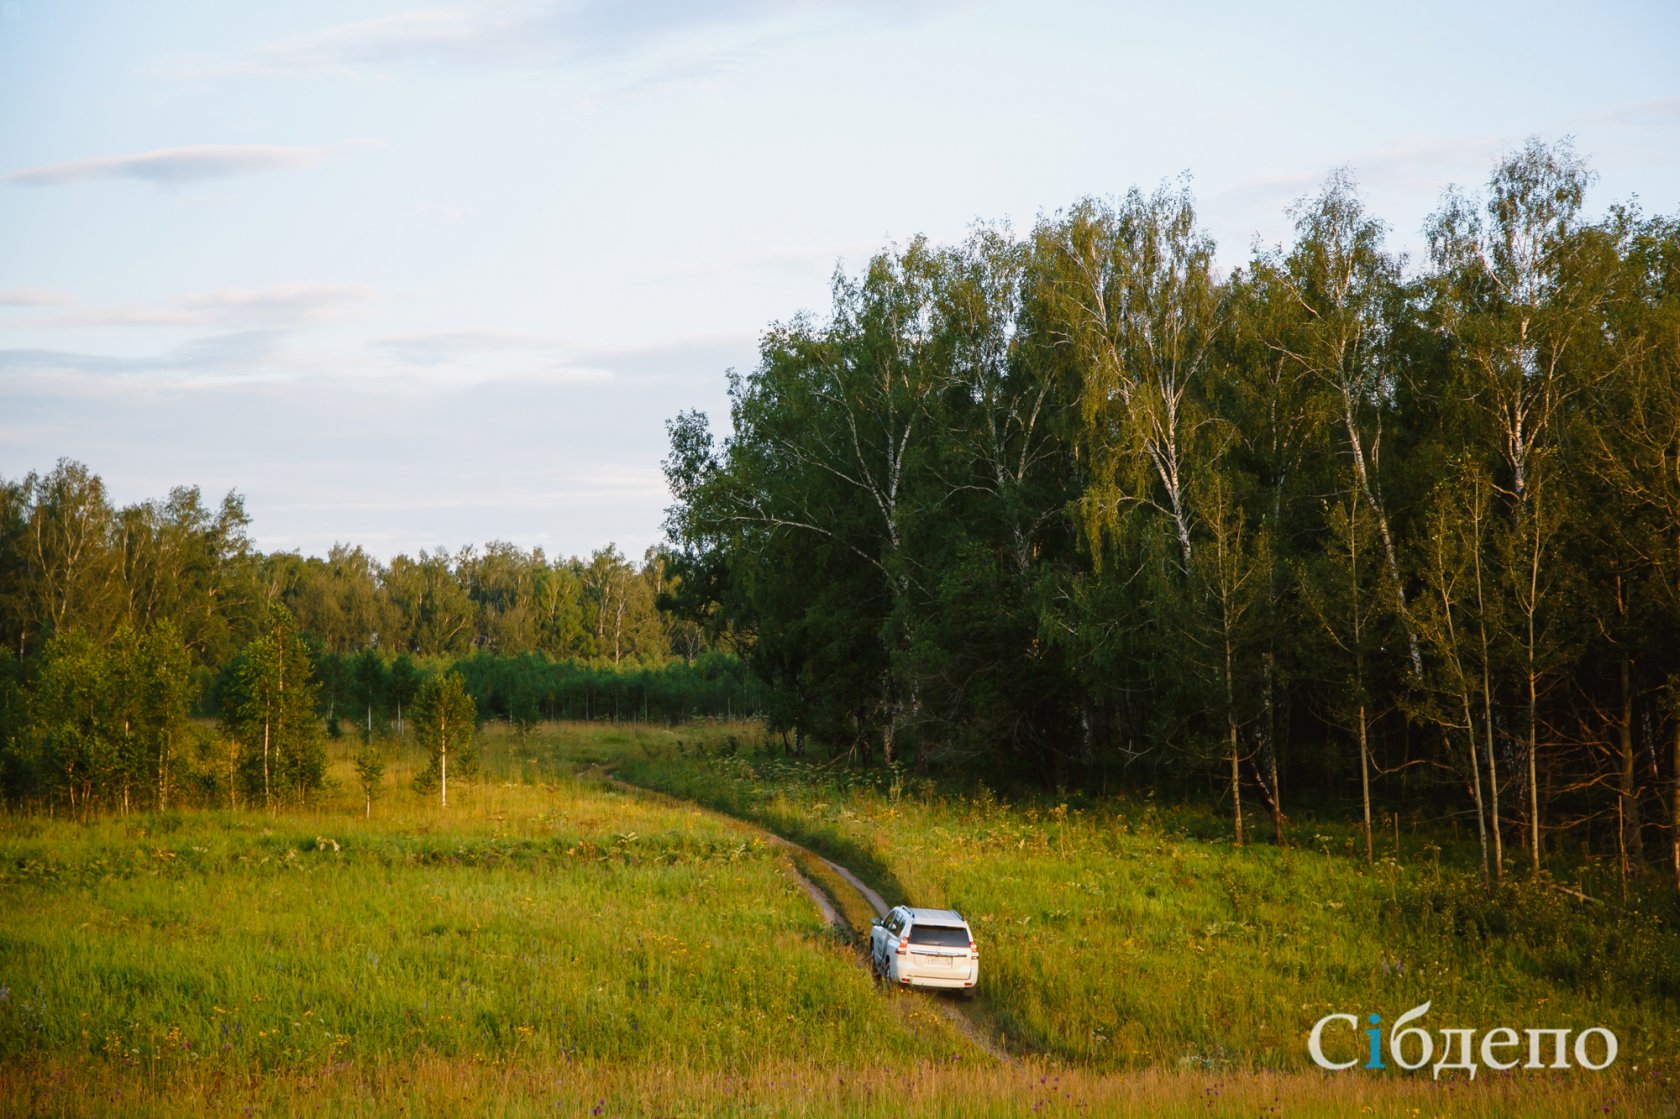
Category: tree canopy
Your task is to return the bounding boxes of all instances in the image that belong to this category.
[663,139,1680,886]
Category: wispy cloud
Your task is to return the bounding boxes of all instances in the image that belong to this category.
[1,318,726,560]
[0,330,292,390]
[0,288,74,308]
[374,329,623,386]
[374,328,558,366]
[160,0,950,87]
[261,462,663,520]
[574,333,756,385]
[631,240,885,283]
[2,141,377,187]
[227,4,570,74]
[1588,94,1680,128]
[389,330,757,382]
[1216,136,1499,210]
[13,283,379,329]
[1223,107,1679,218]
[1,320,673,397]
[174,283,379,321]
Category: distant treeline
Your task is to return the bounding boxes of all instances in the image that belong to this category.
[662,139,1680,888]
[444,651,757,727]
[0,466,714,666]
[0,471,758,812]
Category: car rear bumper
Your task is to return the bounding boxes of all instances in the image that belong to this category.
[894,964,978,990]
[901,974,977,990]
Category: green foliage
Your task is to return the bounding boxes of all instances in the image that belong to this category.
[15,622,197,815]
[350,648,385,742]
[4,139,1680,887]
[387,652,421,733]
[659,139,1680,881]
[0,467,744,809]
[221,608,324,808]
[130,621,195,811]
[27,629,115,811]
[448,648,761,726]
[351,740,385,818]
[410,671,477,805]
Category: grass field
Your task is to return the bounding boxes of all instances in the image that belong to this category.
[2,720,1676,1116]
[600,731,1680,1078]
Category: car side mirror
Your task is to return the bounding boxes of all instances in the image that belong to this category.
[871,918,882,928]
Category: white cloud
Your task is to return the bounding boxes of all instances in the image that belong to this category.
[176,283,380,320]
[0,320,631,398]
[374,328,559,366]
[373,329,614,384]
[157,0,953,87]
[373,328,755,387]
[630,239,885,283]
[1216,137,1500,212]
[3,141,378,187]
[12,283,379,329]
[1591,95,1680,128]
[247,4,555,73]
[0,331,296,394]
[0,288,74,308]
[155,1,699,78]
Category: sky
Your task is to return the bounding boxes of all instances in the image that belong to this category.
[3,0,1677,563]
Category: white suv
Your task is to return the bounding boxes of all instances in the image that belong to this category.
[870,906,978,996]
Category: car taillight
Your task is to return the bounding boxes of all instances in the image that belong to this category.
[969,939,978,958]
[896,937,909,955]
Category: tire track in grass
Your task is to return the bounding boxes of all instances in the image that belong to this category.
[786,858,843,928]
[594,765,1015,1064]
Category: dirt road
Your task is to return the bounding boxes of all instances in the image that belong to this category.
[599,767,1014,1063]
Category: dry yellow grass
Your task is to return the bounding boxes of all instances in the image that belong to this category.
[4,1053,1671,1118]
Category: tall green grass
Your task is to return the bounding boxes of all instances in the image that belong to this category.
[2,720,1673,1117]
[601,733,1680,1078]
[0,725,972,1083]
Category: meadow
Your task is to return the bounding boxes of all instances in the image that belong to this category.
[601,732,1680,1076]
[1,720,1674,1116]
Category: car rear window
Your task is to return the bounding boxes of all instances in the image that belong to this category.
[908,923,970,947]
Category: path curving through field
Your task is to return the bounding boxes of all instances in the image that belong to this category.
[810,853,888,917]
[786,859,843,927]
[596,766,1015,1064]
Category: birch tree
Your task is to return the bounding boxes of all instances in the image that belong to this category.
[1193,475,1272,845]
[412,671,477,808]
[1300,494,1388,864]
[666,239,956,763]
[1586,207,1680,892]
[1427,138,1614,876]
[224,607,322,810]
[24,460,119,650]
[1032,184,1217,575]
[1411,468,1497,887]
[1259,170,1423,677]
